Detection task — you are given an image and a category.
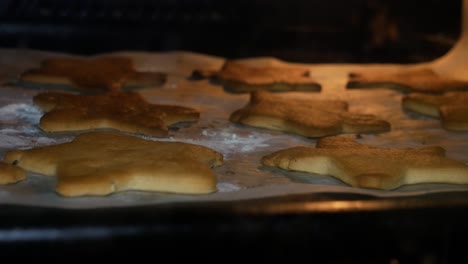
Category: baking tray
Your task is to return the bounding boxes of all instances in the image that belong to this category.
[1,49,468,261]
[2,49,468,207]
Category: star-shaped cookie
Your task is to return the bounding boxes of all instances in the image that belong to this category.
[192,60,321,93]
[262,136,468,190]
[0,161,26,184]
[230,91,390,137]
[347,68,468,93]
[402,92,468,131]
[3,131,223,196]
[20,56,166,92]
[33,91,199,137]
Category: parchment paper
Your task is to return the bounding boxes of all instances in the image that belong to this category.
[1,49,468,209]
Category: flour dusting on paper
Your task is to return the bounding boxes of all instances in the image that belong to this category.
[0,103,42,124]
[199,128,270,154]
[217,182,241,192]
[0,103,72,149]
[151,125,272,158]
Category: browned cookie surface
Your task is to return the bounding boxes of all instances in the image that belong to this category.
[4,131,223,196]
[347,68,468,93]
[230,91,390,137]
[21,56,166,92]
[262,136,468,190]
[193,60,321,93]
[34,91,199,137]
[403,92,468,131]
[0,161,26,184]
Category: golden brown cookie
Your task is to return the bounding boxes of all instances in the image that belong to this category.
[0,161,26,184]
[347,68,468,93]
[33,91,199,137]
[192,60,321,93]
[402,92,468,131]
[4,131,223,196]
[20,56,166,92]
[230,91,390,137]
[262,136,468,190]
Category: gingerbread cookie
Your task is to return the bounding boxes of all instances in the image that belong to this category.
[0,161,26,184]
[192,60,321,93]
[347,68,468,93]
[230,91,390,137]
[20,56,166,92]
[4,131,223,196]
[33,91,199,137]
[402,92,468,131]
[262,136,468,190]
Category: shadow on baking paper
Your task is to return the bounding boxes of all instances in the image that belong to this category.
[259,165,346,187]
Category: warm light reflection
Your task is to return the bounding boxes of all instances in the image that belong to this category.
[289,200,395,213]
[235,196,468,214]
[236,200,395,214]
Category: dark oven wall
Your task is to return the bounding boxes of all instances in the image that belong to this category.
[0,0,461,63]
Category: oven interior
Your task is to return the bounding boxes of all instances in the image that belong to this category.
[0,0,460,63]
[0,1,467,263]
